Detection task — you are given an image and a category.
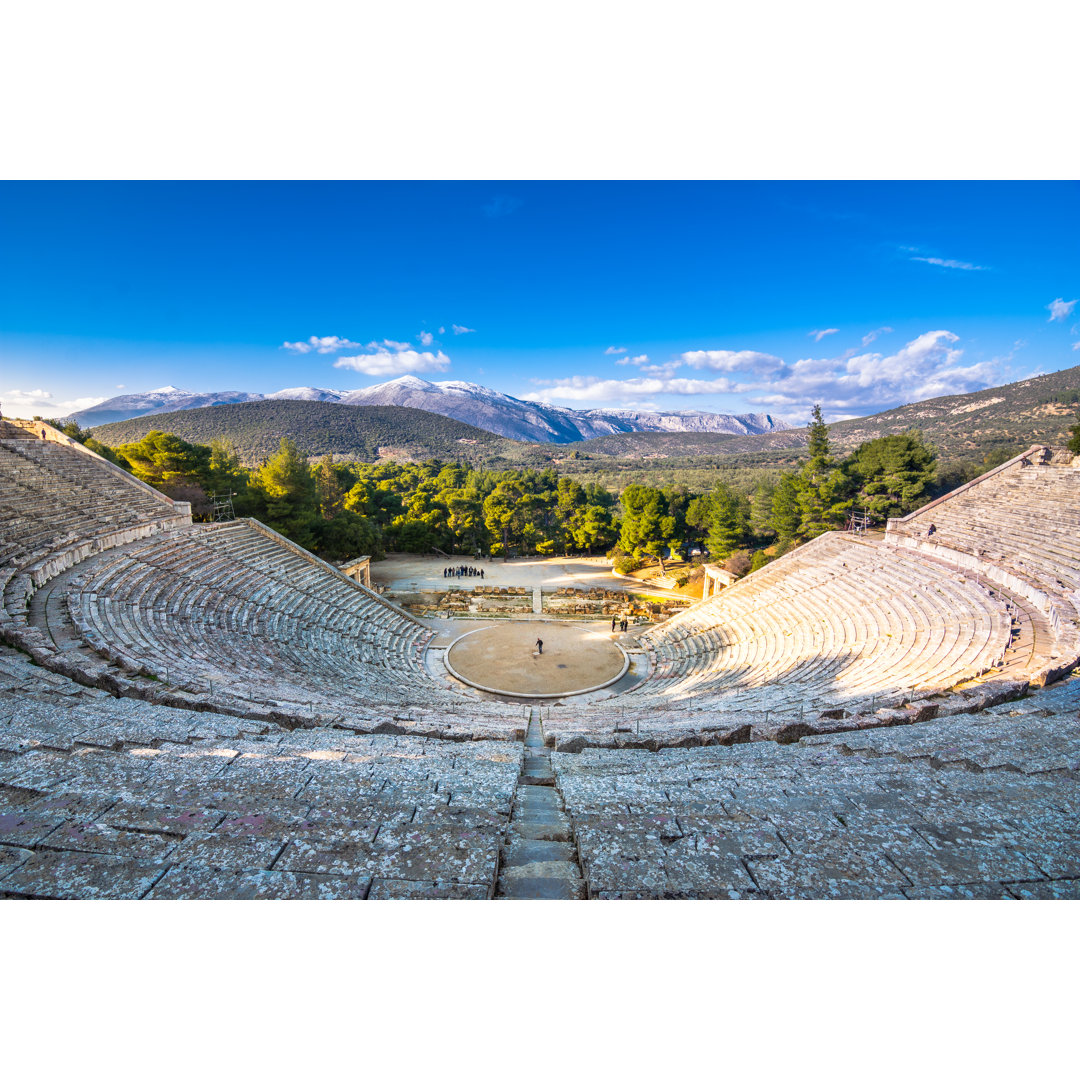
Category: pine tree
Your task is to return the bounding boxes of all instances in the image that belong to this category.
[704,482,748,560]
[315,456,345,519]
[769,472,802,542]
[796,404,851,539]
[848,432,937,520]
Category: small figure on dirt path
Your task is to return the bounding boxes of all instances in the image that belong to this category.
[535,638,543,655]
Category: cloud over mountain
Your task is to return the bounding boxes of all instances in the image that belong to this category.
[527,330,998,418]
[332,340,451,377]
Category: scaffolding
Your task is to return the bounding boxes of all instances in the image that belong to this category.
[210,491,237,522]
[846,510,873,534]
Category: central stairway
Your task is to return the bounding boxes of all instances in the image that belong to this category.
[495,711,586,899]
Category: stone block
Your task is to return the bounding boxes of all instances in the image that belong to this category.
[150,866,371,899]
[0,850,168,899]
[368,877,489,899]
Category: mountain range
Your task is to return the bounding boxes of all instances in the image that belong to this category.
[65,376,791,443]
[85,362,1080,473]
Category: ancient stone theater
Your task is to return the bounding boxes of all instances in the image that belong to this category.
[1,416,1078,898]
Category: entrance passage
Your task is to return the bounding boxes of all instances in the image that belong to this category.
[445,621,629,698]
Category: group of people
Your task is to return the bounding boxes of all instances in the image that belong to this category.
[444,564,484,579]
[611,616,629,633]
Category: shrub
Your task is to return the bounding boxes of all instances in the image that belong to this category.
[613,553,644,575]
[750,550,773,573]
[723,551,752,578]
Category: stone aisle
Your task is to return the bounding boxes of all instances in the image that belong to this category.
[495,710,586,899]
[532,587,543,614]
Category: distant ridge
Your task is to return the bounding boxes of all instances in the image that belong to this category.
[88,400,522,466]
[337,375,790,442]
[66,375,791,443]
[67,386,265,427]
[78,363,1080,469]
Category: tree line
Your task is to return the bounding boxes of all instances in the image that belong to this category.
[48,404,1077,575]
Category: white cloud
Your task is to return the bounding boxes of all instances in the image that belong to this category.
[418,331,434,346]
[282,335,363,354]
[910,256,988,271]
[332,340,451,377]
[744,330,996,412]
[604,346,627,355]
[438,326,445,335]
[1072,342,1080,351]
[809,328,839,342]
[529,329,1001,417]
[451,324,476,335]
[1047,298,1077,322]
[861,326,893,346]
[3,388,107,419]
[525,375,738,403]
[680,349,785,374]
[612,354,685,377]
[115,384,126,389]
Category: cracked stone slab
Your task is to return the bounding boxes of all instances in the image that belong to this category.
[0,844,34,882]
[591,886,761,899]
[0,850,169,899]
[170,830,288,871]
[368,877,489,899]
[97,802,227,837]
[904,883,1016,899]
[1006,878,1080,899]
[746,849,910,894]
[886,844,1045,889]
[149,866,371,899]
[37,820,180,861]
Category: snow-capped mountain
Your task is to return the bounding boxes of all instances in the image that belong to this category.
[339,377,592,441]
[65,376,791,443]
[65,387,265,428]
[338,377,790,441]
[265,387,349,403]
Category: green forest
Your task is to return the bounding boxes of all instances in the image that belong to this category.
[53,404,1080,581]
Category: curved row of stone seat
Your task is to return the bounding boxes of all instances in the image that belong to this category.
[624,533,1011,712]
[57,520,522,739]
[0,440,189,596]
[551,672,1080,898]
[885,448,1080,682]
[0,437,193,685]
[0,645,522,899]
[0,440,183,574]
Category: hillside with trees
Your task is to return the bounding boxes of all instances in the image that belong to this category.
[53,391,1080,588]
[44,405,985,581]
[89,400,522,466]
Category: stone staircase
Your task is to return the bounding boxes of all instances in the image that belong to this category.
[495,711,586,899]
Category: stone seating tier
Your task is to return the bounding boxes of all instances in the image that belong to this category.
[614,533,1013,716]
[550,672,1080,899]
[885,453,1080,679]
[0,644,522,899]
[4,640,1077,899]
[55,521,523,739]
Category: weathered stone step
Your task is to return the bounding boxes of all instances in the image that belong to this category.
[503,838,577,867]
[512,819,572,842]
[520,776,555,788]
[496,876,587,900]
[494,711,586,898]
[514,785,561,808]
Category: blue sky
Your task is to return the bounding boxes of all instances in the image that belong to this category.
[1,181,1077,423]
